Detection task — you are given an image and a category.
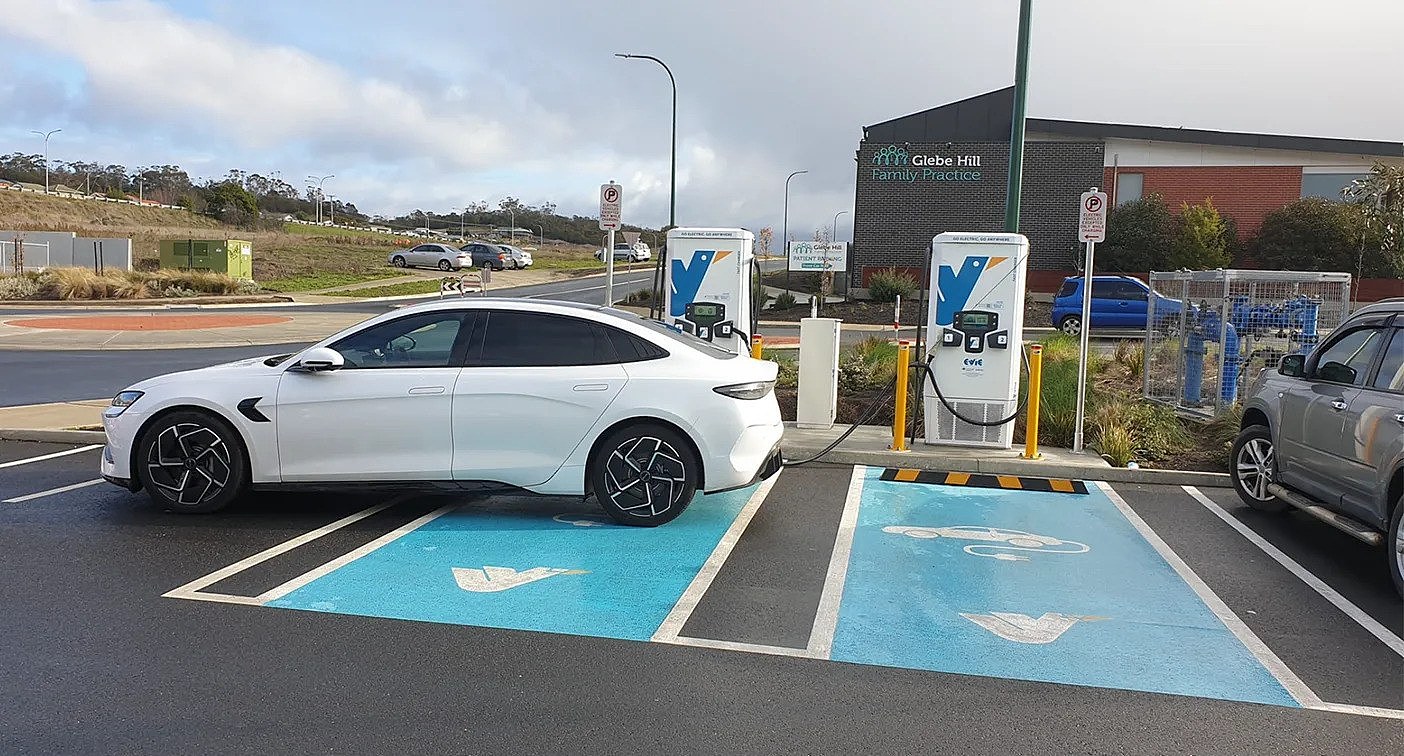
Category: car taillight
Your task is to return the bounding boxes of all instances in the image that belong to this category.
[713,381,774,400]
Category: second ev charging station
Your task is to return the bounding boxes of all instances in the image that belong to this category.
[663,227,756,354]
[923,232,1030,449]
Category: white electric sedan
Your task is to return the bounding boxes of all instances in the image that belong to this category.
[99,299,783,526]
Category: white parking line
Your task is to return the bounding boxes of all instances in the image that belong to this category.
[0,444,103,469]
[653,471,782,644]
[806,464,865,659]
[163,502,394,603]
[1183,485,1404,659]
[2,478,105,503]
[1098,482,1323,708]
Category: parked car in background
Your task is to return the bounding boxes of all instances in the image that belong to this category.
[496,244,533,269]
[460,242,507,271]
[1051,275,1185,335]
[388,243,470,271]
[595,242,651,263]
[1233,297,1404,596]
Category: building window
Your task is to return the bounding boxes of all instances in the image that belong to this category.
[1115,173,1143,205]
[1301,173,1368,200]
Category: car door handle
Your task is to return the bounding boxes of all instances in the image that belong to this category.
[573,383,610,392]
[408,386,445,395]
[1330,400,1348,411]
[1394,413,1404,425]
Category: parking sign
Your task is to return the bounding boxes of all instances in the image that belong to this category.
[1078,190,1108,243]
[599,183,622,231]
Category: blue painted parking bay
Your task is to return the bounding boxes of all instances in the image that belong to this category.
[267,488,754,641]
[831,467,1298,707]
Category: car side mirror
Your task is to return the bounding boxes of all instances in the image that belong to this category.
[292,347,345,373]
[1277,354,1306,378]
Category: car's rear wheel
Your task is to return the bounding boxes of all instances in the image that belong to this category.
[1231,425,1287,512]
[438,259,453,271]
[137,410,248,514]
[391,255,406,268]
[1388,493,1403,598]
[1058,315,1081,336]
[591,424,698,527]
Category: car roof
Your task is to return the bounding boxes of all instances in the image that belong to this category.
[393,297,613,318]
[1350,297,1404,318]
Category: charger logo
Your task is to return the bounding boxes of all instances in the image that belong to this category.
[670,249,732,317]
[935,255,1007,326]
[964,358,983,366]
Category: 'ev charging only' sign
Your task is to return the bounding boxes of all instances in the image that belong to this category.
[1078,190,1108,243]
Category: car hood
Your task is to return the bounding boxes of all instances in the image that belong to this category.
[125,354,289,392]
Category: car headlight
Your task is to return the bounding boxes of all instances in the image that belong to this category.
[714,381,774,400]
[104,390,144,417]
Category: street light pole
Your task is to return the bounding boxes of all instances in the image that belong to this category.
[782,170,808,289]
[832,210,848,243]
[536,225,543,245]
[1004,0,1034,232]
[30,128,61,194]
[615,54,676,231]
[508,208,515,242]
[307,174,334,225]
[327,196,335,226]
[459,208,465,240]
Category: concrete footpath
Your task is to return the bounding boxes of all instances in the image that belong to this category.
[0,404,1229,488]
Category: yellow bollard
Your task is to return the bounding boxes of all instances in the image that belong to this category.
[1023,344,1043,459]
[891,340,911,452]
[750,335,764,360]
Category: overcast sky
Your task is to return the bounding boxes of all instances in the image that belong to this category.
[0,0,1399,239]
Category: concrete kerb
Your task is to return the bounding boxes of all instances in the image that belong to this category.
[0,428,107,444]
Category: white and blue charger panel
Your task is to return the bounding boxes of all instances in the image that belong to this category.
[923,232,1030,449]
[663,227,755,354]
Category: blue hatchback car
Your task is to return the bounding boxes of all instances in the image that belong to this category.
[1051,275,1184,335]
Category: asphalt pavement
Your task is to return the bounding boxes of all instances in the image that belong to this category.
[1,443,1400,754]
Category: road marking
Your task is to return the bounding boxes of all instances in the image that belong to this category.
[660,634,816,659]
[0,444,103,469]
[163,502,394,601]
[1311,701,1404,721]
[452,566,588,592]
[2,478,104,503]
[1183,485,1404,659]
[806,464,865,659]
[960,611,1103,644]
[652,471,781,643]
[1098,482,1322,707]
[255,503,458,603]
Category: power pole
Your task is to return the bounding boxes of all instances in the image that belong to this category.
[1003,0,1033,232]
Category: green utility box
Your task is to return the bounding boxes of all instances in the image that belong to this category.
[158,239,253,279]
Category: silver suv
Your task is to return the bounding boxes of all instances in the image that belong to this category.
[1234,298,1404,596]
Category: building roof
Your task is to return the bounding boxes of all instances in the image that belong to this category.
[863,87,1404,157]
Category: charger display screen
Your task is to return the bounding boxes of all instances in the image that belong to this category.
[957,312,991,328]
[692,304,719,317]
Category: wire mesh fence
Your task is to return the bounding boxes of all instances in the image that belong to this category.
[1144,270,1353,417]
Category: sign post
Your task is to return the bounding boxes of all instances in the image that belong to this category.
[599,181,622,306]
[1073,187,1108,453]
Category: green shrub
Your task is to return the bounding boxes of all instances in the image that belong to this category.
[774,291,797,309]
[1170,198,1231,270]
[868,268,918,302]
[0,275,41,300]
[1252,199,1388,275]
[1098,194,1174,273]
[771,356,799,389]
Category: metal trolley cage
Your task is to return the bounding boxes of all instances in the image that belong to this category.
[1144,269,1353,417]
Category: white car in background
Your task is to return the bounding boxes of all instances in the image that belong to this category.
[595,242,651,263]
[99,299,783,526]
[388,243,471,271]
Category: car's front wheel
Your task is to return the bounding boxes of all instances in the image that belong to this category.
[137,410,248,514]
[591,424,699,527]
[391,255,407,268]
[1231,424,1286,512]
[1058,315,1082,336]
[1387,493,1403,598]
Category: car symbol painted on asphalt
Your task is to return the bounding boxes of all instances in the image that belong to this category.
[882,525,1091,561]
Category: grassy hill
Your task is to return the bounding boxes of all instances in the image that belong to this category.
[0,191,603,287]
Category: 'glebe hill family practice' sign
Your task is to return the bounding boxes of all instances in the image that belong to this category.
[870,144,984,184]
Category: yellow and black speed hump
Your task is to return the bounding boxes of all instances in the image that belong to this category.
[879,468,1088,495]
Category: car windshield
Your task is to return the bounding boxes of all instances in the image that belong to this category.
[600,308,736,359]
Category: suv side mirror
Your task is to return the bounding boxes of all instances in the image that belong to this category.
[292,347,345,373]
[1277,354,1306,378]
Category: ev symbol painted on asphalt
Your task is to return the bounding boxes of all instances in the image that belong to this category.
[452,566,588,593]
[883,525,1091,562]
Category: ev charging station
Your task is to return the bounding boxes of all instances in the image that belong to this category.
[923,232,1030,449]
[663,227,756,354]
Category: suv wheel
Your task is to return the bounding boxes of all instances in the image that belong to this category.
[591,424,698,527]
[1058,315,1082,336]
[137,410,248,514]
[1388,494,1403,599]
[1230,425,1287,512]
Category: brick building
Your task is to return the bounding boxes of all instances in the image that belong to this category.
[850,87,1404,294]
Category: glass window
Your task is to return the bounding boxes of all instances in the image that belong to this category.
[1116,173,1143,205]
[1057,279,1078,298]
[1313,327,1386,386]
[330,312,463,369]
[478,312,613,367]
[603,326,668,363]
[1110,281,1147,300]
[1373,328,1404,392]
[1090,280,1116,299]
[1301,173,1368,200]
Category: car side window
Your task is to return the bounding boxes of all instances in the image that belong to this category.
[1116,282,1148,300]
[1312,327,1386,386]
[1372,328,1404,392]
[329,312,465,369]
[1057,280,1078,298]
[601,325,668,363]
[1090,280,1114,299]
[476,312,615,367]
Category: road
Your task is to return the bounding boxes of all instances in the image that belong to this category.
[1,441,1400,754]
